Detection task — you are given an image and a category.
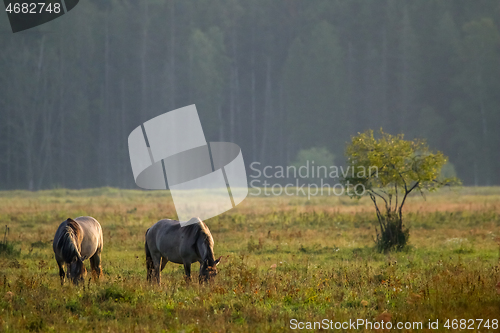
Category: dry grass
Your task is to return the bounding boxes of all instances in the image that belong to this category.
[0,187,499,332]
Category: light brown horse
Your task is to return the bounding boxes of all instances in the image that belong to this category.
[145,218,221,284]
[53,217,103,284]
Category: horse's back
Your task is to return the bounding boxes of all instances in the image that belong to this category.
[74,216,103,258]
[74,216,101,229]
[146,219,181,263]
[146,219,205,265]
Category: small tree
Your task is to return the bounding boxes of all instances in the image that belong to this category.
[342,129,459,252]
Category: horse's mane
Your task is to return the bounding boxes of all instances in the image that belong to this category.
[198,221,214,249]
[59,218,83,263]
[197,221,215,265]
[183,220,215,264]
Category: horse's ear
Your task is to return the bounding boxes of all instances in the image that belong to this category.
[67,217,75,223]
[215,256,222,266]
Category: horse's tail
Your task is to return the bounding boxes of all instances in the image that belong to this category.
[145,228,154,282]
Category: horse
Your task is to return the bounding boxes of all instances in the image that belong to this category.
[52,217,103,285]
[145,218,221,284]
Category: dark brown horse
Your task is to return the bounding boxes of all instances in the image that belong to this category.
[53,217,103,284]
[145,218,221,284]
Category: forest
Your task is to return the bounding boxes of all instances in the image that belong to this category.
[0,0,499,190]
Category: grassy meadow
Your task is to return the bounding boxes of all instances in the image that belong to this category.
[0,187,500,332]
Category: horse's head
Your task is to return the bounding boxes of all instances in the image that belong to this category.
[69,256,87,284]
[199,256,221,283]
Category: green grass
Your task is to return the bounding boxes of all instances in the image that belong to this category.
[0,187,499,332]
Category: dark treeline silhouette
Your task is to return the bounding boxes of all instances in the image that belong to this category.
[0,0,499,190]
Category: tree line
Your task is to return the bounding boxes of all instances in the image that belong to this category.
[0,0,499,190]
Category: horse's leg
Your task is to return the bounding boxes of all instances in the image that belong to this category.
[160,257,168,271]
[145,237,154,283]
[57,260,65,285]
[66,263,71,280]
[147,251,162,285]
[155,257,162,285]
[146,254,155,283]
[183,263,191,283]
[146,258,153,283]
[89,252,102,280]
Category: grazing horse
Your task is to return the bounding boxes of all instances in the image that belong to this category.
[145,218,221,284]
[53,217,103,284]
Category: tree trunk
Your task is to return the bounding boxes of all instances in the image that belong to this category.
[58,32,66,187]
[477,74,489,185]
[141,1,149,119]
[229,29,238,142]
[251,22,257,162]
[24,36,46,190]
[120,77,127,188]
[260,58,272,164]
[381,28,389,126]
[99,12,111,186]
[169,0,176,110]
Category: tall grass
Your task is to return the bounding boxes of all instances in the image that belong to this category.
[0,187,499,332]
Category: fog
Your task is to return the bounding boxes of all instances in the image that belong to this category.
[0,0,499,189]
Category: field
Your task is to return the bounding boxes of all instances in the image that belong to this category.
[0,187,500,332]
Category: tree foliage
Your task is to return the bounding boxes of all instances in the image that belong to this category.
[0,0,499,189]
[343,129,460,252]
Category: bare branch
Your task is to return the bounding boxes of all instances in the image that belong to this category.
[394,182,398,214]
[398,180,420,222]
[369,189,389,208]
[369,193,385,233]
